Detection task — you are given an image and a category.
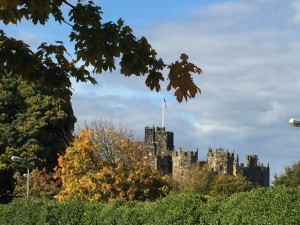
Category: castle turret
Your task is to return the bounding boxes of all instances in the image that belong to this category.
[243,155,270,187]
[206,148,235,175]
[246,155,258,168]
[144,126,174,175]
[233,154,241,176]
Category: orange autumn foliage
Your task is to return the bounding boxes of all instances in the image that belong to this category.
[54,123,172,202]
[14,168,60,199]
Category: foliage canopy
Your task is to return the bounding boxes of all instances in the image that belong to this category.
[0,0,202,102]
[0,71,75,200]
[54,122,172,202]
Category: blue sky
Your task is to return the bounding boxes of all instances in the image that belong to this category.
[3,0,300,181]
[100,0,227,26]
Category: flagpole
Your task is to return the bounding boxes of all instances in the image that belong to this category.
[162,98,166,128]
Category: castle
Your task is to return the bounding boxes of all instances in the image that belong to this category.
[144,126,270,187]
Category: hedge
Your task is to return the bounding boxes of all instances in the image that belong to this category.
[1,186,300,225]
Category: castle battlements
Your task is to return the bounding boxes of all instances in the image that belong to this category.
[173,147,198,158]
[143,126,270,187]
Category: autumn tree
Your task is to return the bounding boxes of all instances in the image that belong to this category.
[179,164,253,196]
[55,121,172,202]
[209,174,253,196]
[13,168,60,199]
[273,161,300,187]
[86,120,144,170]
[0,0,202,102]
[0,71,75,201]
[179,164,216,195]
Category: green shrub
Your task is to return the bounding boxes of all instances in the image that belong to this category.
[140,191,206,225]
[208,186,300,225]
[0,198,49,225]
[1,187,300,225]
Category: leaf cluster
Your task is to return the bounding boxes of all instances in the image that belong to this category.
[0,31,90,91]
[1,0,202,102]
[0,0,64,25]
[167,54,202,102]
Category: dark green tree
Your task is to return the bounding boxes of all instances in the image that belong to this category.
[273,161,300,187]
[0,0,202,102]
[0,71,75,201]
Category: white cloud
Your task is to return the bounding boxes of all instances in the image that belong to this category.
[257,102,287,125]
[69,0,300,179]
[292,0,300,23]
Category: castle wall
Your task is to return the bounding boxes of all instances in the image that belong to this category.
[144,126,270,187]
[155,155,173,175]
[172,148,198,181]
[206,148,235,175]
[205,150,270,186]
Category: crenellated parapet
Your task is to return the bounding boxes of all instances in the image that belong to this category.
[143,125,270,186]
[173,147,198,160]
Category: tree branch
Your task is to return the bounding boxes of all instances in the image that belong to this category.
[62,0,75,9]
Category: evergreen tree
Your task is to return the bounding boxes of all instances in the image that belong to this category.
[0,71,76,201]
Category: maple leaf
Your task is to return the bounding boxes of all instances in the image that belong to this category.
[167,53,202,102]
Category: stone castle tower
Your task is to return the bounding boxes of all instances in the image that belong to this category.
[206,148,239,176]
[144,126,198,178]
[144,126,174,174]
[144,126,270,187]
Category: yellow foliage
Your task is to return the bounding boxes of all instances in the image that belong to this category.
[128,173,135,180]
[54,123,172,202]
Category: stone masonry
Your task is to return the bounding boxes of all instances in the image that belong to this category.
[143,126,270,187]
